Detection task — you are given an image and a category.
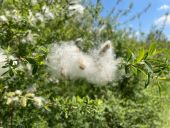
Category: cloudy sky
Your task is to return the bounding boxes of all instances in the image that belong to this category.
[93,0,170,39]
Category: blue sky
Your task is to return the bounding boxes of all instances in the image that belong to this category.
[92,0,170,39]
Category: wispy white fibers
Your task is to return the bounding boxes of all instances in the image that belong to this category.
[47,41,119,85]
[68,0,84,16]
[47,42,84,79]
[0,50,7,76]
[68,4,84,15]
[42,5,55,20]
[85,41,118,85]
[0,15,8,23]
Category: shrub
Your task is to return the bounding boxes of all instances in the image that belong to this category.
[0,0,169,127]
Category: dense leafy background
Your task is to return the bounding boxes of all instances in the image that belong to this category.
[0,0,169,127]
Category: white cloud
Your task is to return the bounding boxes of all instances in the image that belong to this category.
[158,4,170,10]
[154,15,170,26]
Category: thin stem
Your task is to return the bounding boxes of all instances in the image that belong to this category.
[10,105,13,128]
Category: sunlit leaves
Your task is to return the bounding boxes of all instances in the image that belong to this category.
[0,0,169,127]
[124,43,168,87]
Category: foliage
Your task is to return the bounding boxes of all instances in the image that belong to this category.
[0,0,169,128]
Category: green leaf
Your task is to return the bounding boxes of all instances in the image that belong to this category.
[26,58,38,74]
[9,68,14,77]
[127,48,136,63]
[143,52,148,60]
[136,48,145,63]
[130,65,138,75]
[26,58,37,65]
[148,43,156,57]
[145,73,151,87]
[135,65,147,77]
[32,64,38,75]
[144,60,153,73]
[157,77,170,82]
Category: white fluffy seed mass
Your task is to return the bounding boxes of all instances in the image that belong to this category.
[47,41,119,85]
[0,50,7,76]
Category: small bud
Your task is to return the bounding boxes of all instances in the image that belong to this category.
[20,97,27,107]
[6,98,12,105]
[25,93,35,98]
[7,92,15,97]
[12,97,19,102]
[15,90,22,96]
[33,96,44,108]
